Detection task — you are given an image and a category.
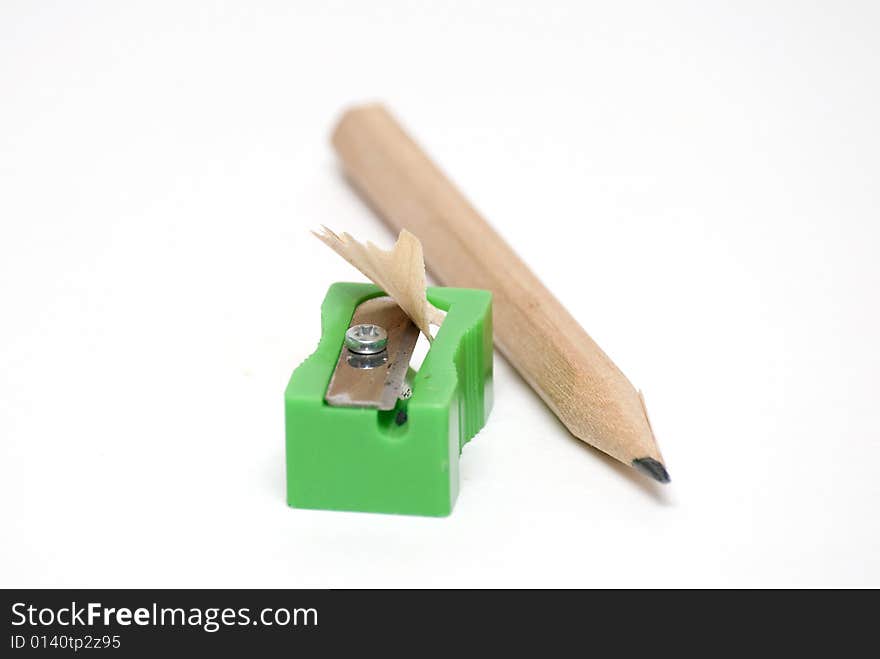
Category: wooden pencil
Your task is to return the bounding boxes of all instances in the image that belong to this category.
[331,103,670,483]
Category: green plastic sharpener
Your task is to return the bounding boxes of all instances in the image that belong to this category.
[285,282,493,517]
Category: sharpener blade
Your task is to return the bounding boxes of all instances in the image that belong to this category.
[324,296,419,410]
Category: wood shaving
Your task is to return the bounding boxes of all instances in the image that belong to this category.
[313,227,445,340]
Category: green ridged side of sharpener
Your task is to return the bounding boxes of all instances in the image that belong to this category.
[284,283,493,516]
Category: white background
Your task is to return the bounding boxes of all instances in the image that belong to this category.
[2,1,878,588]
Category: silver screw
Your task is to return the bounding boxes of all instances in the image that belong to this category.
[345,324,388,355]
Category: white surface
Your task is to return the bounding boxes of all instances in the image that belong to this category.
[1,1,879,588]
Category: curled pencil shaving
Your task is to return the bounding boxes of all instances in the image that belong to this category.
[313,227,446,340]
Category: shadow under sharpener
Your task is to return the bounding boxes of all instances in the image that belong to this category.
[284,283,493,517]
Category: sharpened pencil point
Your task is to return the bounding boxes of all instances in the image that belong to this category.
[632,458,670,484]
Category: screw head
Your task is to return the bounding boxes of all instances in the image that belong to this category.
[344,323,388,355]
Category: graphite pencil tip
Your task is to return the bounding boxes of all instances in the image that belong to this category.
[632,458,671,484]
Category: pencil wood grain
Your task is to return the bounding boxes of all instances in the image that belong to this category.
[331,103,668,481]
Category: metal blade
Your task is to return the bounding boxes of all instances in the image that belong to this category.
[325,296,419,410]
